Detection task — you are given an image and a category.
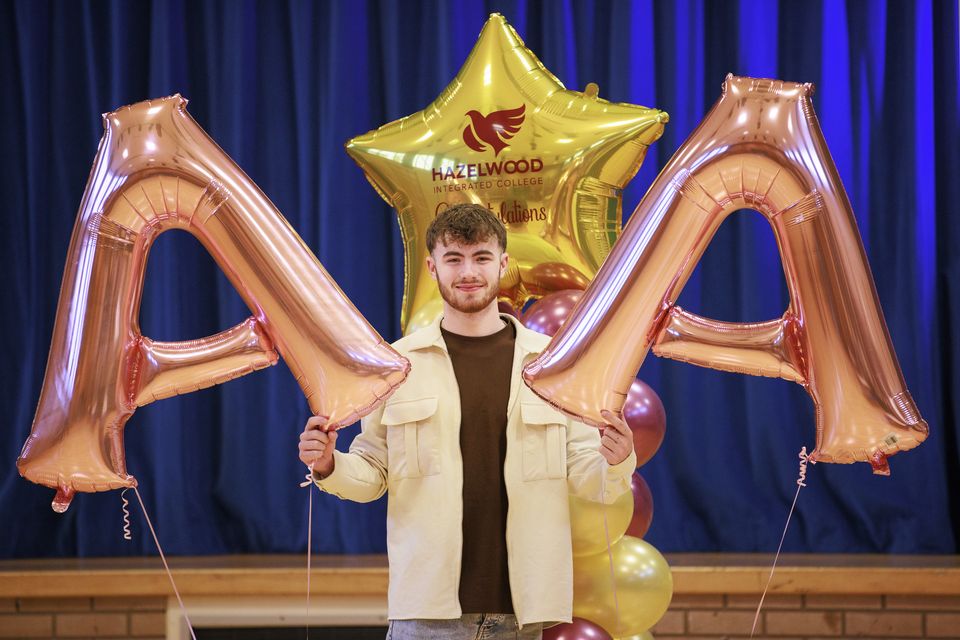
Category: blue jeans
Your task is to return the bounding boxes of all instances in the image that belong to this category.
[386,614,543,639]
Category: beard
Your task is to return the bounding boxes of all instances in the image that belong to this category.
[437,276,500,314]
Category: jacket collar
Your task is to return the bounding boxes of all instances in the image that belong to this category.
[404,312,543,354]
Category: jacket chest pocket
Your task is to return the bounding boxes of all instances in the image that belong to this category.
[520,402,568,480]
[383,397,440,479]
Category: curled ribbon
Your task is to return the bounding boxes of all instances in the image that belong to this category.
[751,447,815,637]
[120,489,133,541]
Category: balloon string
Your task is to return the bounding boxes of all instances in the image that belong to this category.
[301,464,316,640]
[132,487,197,640]
[600,472,622,635]
[750,447,813,638]
[120,489,133,541]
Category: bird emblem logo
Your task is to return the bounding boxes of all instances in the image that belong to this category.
[462,104,526,156]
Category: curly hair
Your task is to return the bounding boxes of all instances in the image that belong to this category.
[426,203,507,253]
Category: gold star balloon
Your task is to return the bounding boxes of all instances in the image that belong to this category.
[346,13,668,334]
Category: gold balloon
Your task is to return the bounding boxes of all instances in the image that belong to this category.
[573,536,672,638]
[569,489,633,557]
[615,633,655,640]
[17,96,410,512]
[346,13,667,334]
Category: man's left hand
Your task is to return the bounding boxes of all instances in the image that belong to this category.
[598,409,634,466]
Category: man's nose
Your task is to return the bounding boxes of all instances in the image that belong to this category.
[460,260,481,278]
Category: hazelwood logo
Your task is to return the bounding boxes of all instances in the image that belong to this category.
[462,105,526,156]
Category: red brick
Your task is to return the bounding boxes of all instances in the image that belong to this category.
[805,594,883,609]
[885,595,960,611]
[765,610,842,636]
[0,614,54,637]
[130,612,165,636]
[18,597,92,612]
[670,594,724,608]
[650,609,684,634]
[845,611,922,636]
[727,594,802,609]
[93,596,166,612]
[55,612,128,637]
[687,609,757,635]
[927,612,960,637]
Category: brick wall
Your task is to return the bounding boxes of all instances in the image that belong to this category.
[650,594,960,639]
[1,593,958,639]
[0,597,165,639]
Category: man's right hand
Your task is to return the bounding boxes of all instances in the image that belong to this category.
[299,416,337,478]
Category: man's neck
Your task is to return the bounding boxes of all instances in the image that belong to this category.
[440,302,506,337]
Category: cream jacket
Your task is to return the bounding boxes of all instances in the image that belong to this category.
[314,314,636,627]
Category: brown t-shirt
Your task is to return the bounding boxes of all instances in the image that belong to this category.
[441,320,516,614]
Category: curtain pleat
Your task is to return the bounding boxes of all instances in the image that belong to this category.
[1,0,956,557]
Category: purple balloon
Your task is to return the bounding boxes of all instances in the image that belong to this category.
[543,617,613,640]
[521,290,584,337]
[623,378,666,467]
[528,262,591,292]
[626,471,654,538]
[498,300,521,319]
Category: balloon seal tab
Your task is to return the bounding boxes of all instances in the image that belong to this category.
[52,486,75,513]
[869,451,891,476]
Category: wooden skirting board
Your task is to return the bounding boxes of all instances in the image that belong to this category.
[1,554,958,599]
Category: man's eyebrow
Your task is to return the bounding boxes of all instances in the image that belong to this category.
[440,248,495,258]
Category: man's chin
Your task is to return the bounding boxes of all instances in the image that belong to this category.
[447,299,494,314]
[441,290,499,314]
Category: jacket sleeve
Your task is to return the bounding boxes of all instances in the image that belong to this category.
[565,418,637,504]
[312,403,389,503]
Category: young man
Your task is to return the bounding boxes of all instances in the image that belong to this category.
[299,204,636,639]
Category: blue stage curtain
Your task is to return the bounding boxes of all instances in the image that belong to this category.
[1,0,957,557]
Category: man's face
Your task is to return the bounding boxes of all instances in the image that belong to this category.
[426,236,508,314]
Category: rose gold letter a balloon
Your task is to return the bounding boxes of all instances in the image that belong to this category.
[524,76,927,474]
[19,96,410,511]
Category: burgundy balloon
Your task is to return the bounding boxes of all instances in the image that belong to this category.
[528,261,592,293]
[626,472,654,539]
[498,300,521,319]
[542,617,613,640]
[623,378,666,467]
[521,290,584,337]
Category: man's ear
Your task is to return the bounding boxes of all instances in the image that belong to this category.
[500,251,509,276]
[426,254,438,280]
